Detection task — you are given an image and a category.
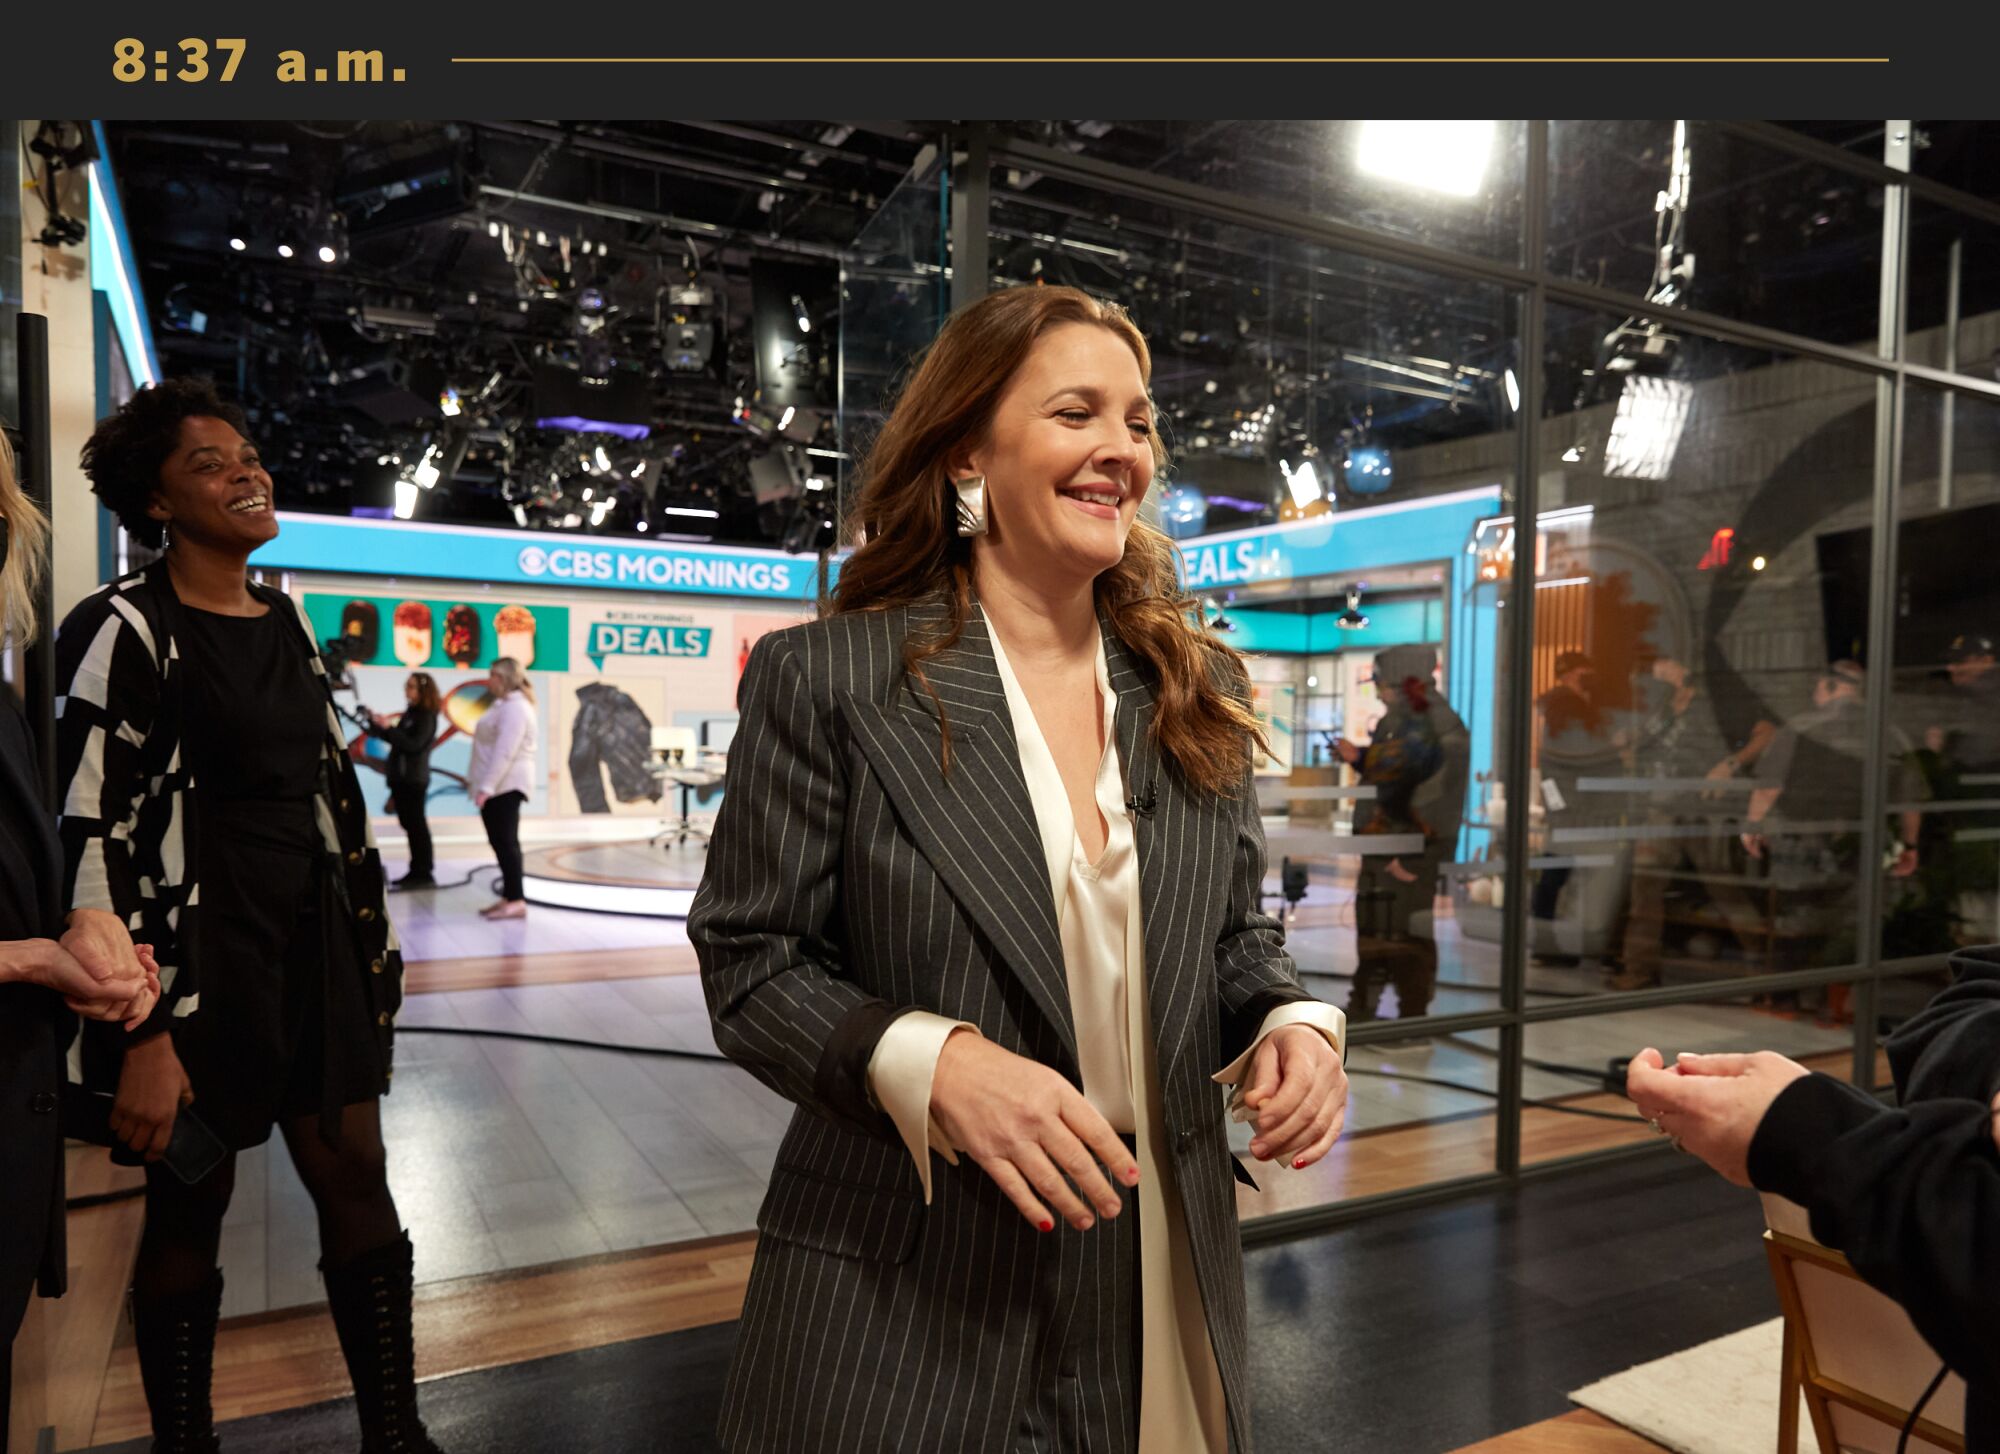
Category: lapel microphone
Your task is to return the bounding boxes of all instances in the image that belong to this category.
[1125,782,1158,819]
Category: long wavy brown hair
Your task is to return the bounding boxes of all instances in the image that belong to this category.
[832,285,1263,796]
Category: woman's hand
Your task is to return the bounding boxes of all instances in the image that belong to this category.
[60,908,150,999]
[1237,1025,1348,1169]
[474,790,490,808]
[1,935,156,1025]
[929,1030,1140,1233]
[1625,1047,1810,1187]
[110,1034,194,1160]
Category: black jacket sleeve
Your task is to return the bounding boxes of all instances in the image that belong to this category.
[365,708,435,756]
[1748,1073,2000,1400]
[1888,945,2000,1107]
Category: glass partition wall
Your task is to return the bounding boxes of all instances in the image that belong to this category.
[850,120,2000,1237]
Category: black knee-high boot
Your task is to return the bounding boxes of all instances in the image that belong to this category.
[131,1270,224,1454]
[321,1233,445,1454]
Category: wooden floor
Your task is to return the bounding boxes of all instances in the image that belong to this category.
[401,942,699,993]
[21,943,1881,1449]
[1450,1409,1671,1452]
[34,1084,1725,1448]
[84,1233,755,1448]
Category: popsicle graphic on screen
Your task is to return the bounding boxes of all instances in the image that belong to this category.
[392,601,433,666]
[443,604,482,665]
[339,601,380,663]
[495,604,536,667]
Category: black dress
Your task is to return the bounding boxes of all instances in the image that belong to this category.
[174,605,384,1148]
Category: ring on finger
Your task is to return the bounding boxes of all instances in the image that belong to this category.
[1647,1117,1667,1136]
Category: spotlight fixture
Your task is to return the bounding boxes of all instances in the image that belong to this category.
[792,293,812,333]
[438,388,462,418]
[277,242,296,259]
[228,235,247,253]
[1603,376,1693,481]
[1341,442,1394,496]
[317,244,338,264]
[593,444,613,474]
[1356,120,1496,198]
[1336,587,1369,630]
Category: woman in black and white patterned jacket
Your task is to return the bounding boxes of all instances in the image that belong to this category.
[56,379,444,1454]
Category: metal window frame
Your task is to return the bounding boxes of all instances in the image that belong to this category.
[936,119,1989,1244]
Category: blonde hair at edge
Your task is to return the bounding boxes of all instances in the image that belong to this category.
[0,429,51,650]
[490,655,535,703]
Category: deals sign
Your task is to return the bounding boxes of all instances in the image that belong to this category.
[587,618,714,669]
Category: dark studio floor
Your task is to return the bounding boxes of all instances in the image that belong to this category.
[89,1154,1774,1454]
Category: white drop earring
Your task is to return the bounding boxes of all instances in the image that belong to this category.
[952,475,988,537]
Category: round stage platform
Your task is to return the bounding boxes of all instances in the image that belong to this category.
[520,838,710,917]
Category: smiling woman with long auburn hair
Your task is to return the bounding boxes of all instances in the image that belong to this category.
[691,285,1349,1453]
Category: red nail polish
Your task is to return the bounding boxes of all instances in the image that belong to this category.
[1039,1219,1054,1233]
[1293,1156,1307,1169]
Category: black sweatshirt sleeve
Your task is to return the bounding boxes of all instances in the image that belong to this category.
[1749,1073,2000,1395]
[1888,945,2000,1107]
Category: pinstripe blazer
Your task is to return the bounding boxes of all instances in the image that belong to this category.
[690,599,1316,1454]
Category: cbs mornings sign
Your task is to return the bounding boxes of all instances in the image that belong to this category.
[253,513,822,602]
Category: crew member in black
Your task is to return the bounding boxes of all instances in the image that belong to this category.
[369,673,442,889]
[59,380,444,1454]
[1628,948,2000,1449]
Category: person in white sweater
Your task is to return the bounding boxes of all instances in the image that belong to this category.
[469,657,538,919]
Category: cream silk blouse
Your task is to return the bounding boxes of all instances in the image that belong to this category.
[867,625,1345,1454]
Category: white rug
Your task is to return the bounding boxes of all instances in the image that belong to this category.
[1570,1319,1812,1454]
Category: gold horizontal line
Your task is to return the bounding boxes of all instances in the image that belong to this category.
[448,55,1893,64]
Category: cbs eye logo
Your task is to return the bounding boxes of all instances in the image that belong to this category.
[517,546,549,577]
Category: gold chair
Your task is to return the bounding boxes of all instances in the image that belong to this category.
[1761,1194,1966,1454]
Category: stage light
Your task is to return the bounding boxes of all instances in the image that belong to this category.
[1336,587,1370,630]
[793,293,812,333]
[1357,120,1495,197]
[487,220,501,238]
[1160,483,1207,539]
[277,242,296,259]
[778,406,797,434]
[594,444,613,474]
[1752,555,1768,571]
[1342,443,1394,495]
[581,487,594,502]
[409,444,442,490]
[393,478,420,520]
[317,244,338,264]
[663,506,722,519]
[1504,368,1521,412]
[1307,675,1319,689]
[1561,445,1585,463]
[590,499,613,527]
[1604,377,1692,481]
[1281,458,1323,511]
[636,519,649,532]
[438,388,462,417]
[228,235,247,252]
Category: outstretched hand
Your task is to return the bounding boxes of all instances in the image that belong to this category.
[1625,1047,1810,1187]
